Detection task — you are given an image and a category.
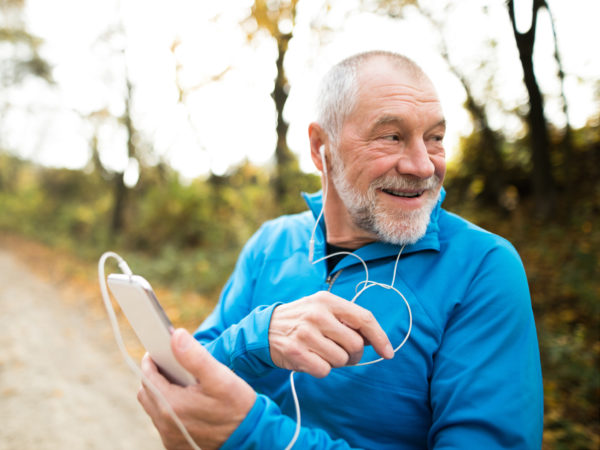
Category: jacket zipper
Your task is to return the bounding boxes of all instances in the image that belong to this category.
[326,269,343,292]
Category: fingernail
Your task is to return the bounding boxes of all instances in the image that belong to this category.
[174,328,192,351]
[385,343,394,358]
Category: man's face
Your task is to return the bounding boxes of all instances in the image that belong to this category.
[328,59,446,245]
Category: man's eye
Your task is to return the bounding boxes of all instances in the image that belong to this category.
[382,134,400,142]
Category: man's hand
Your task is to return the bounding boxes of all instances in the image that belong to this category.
[269,291,394,378]
[137,329,256,450]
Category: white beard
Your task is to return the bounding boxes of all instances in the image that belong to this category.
[329,153,441,245]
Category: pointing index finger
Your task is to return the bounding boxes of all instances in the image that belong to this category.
[326,296,394,360]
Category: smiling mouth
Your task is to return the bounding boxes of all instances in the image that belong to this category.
[381,188,425,198]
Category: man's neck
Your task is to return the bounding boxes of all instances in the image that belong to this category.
[322,191,377,250]
[325,232,375,250]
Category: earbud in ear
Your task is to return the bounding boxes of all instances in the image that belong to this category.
[319,145,327,176]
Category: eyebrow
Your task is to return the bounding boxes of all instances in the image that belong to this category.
[427,119,447,132]
[372,115,404,129]
[371,116,446,131]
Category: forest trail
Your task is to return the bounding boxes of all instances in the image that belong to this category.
[0,246,164,450]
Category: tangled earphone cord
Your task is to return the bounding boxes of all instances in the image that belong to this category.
[285,244,412,450]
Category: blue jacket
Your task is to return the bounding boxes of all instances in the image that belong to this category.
[194,190,543,449]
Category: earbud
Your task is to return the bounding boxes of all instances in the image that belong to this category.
[319,145,327,176]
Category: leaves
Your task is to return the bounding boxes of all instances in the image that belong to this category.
[0,2,53,85]
[246,0,300,40]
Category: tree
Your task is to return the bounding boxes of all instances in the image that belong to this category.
[0,0,52,87]
[0,0,52,191]
[243,0,300,205]
[86,21,143,235]
[544,1,574,187]
[507,0,556,218]
[110,78,136,233]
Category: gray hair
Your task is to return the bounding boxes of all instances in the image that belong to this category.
[315,50,427,146]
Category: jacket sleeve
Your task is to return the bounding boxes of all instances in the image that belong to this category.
[193,226,280,380]
[222,394,357,449]
[428,242,544,449]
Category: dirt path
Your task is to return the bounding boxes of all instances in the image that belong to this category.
[0,248,164,450]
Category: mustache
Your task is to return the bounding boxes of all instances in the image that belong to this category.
[371,174,442,191]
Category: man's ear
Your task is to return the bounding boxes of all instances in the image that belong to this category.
[308,122,328,173]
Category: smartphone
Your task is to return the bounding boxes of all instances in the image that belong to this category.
[107,273,196,386]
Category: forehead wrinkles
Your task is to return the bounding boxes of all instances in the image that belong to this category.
[359,80,440,109]
[341,62,443,134]
[349,90,443,133]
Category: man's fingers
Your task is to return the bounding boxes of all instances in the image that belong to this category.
[141,353,173,391]
[141,352,157,374]
[269,292,394,377]
[137,384,157,417]
[319,315,367,364]
[301,325,353,369]
[326,296,394,360]
[298,350,334,378]
[138,354,171,416]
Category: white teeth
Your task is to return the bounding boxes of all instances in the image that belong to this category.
[382,189,421,198]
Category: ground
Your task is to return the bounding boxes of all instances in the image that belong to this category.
[0,244,165,450]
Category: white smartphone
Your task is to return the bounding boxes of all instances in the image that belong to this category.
[107,273,196,386]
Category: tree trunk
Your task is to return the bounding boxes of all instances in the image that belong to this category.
[271,32,297,203]
[111,80,136,234]
[111,172,126,233]
[545,1,574,188]
[507,0,556,217]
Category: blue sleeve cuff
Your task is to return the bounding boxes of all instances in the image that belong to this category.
[198,303,283,379]
[221,394,274,450]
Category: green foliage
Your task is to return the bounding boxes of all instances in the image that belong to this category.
[0,154,319,297]
[0,2,53,85]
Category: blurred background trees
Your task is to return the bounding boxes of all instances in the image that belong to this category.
[0,0,598,447]
[0,0,51,85]
[245,0,300,207]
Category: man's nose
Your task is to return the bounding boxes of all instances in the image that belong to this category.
[395,138,435,179]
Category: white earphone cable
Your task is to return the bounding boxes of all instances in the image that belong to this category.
[308,145,329,262]
[289,226,412,449]
[288,144,413,449]
[98,252,202,450]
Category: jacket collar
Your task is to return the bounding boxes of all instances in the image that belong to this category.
[302,188,443,268]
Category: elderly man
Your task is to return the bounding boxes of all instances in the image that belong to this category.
[138,51,543,449]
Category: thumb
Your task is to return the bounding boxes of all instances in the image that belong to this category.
[170,328,225,385]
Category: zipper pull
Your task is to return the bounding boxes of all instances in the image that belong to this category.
[326,270,343,292]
